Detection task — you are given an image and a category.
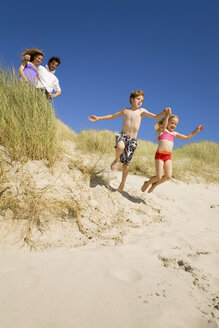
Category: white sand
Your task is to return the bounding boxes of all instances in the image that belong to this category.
[0,151,218,327]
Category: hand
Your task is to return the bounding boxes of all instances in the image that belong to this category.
[49,93,54,98]
[88,115,98,122]
[24,54,31,61]
[164,107,171,114]
[197,124,204,132]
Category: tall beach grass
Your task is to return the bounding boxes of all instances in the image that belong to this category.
[56,119,77,143]
[0,65,58,165]
[76,129,116,154]
[173,141,219,182]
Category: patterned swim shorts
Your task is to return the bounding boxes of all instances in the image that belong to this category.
[115,132,137,165]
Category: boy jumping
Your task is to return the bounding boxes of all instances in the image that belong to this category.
[88,90,170,192]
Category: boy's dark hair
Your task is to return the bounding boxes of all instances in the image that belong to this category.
[129,89,144,103]
[48,57,61,66]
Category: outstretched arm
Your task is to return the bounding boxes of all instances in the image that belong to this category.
[175,125,204,140]
[88,109,123,122]
[142,107,171,120]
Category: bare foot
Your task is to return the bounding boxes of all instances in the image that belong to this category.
[141,180,150,192]
[111,159,119,170]
[117,183,124,193]
[148,183,156,193]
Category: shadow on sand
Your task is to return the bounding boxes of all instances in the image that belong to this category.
[119,191,146,204]
[90,176,146,204]
[90,175,116,192]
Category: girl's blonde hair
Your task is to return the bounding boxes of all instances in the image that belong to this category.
[154,114,179,135]
[21,48,44,62]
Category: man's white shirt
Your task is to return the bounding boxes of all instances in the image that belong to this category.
[36,65,61,93]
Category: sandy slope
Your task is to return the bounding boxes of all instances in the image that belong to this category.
[0,144,218,328]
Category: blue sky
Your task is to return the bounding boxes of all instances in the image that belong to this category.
[1,0,219,147]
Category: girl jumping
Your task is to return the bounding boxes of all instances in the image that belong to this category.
[141,109,204,193]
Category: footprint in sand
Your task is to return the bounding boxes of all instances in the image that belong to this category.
[108,266,142,282]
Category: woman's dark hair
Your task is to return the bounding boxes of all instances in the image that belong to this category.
[21,48,44,62]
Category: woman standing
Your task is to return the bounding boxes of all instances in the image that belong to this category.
[18,48,44,85]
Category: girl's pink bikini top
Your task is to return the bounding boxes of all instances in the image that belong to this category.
[158,130,175,142]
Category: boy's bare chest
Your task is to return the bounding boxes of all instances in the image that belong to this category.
[124,109,141,122]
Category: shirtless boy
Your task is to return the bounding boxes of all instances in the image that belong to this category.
[88,90,170,192]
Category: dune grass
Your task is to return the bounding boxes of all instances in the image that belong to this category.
[0,65,58,165]
[0,183,81,249]
[76,129,116,154]
[173,141,219,183]
[56,119,77,143]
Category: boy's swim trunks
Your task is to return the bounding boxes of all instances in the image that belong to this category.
[155,150,171,162]
[115,132,137,165]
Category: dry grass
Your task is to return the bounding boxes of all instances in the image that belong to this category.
[0,65,58,165]
[173,141,219,183]
[68,154,105,179]
[76,129,116,154]
[128,139,157,177]
[57,119,77,143]
[0,160,81,249]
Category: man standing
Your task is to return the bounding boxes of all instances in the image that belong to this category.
[36,56,61,99]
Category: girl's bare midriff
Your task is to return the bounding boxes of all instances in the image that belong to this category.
[157,138,174,153]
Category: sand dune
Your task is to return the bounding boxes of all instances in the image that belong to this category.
[0,144,218,327]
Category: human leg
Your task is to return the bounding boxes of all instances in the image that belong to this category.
[141,159,164,192]
[117,164,129,192]
[114,134,137,191]
[111,141,125,170]
[148,160,172,193]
